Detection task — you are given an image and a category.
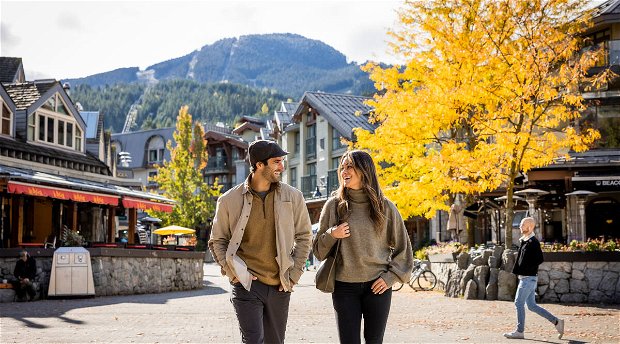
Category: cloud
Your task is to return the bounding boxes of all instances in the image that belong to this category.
[1,23,21,53]
[56,12,83,31]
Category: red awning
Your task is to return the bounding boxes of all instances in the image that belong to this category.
[7,181,119,206]
[122,197,174,213]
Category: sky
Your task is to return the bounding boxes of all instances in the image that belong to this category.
[0,0,403,80]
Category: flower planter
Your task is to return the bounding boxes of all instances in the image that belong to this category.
[543,251,620,262]
[428,253,457,263]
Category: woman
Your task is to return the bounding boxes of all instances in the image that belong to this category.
[313,150,414,344]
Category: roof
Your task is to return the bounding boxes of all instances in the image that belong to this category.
[0,135,111,176]
[111,127,176,169]
[592,0,620,25]
[0,164,173,204]
[274,110,292,130]
[232,121,264,135]
[81,111,101,139]
[281,102,299,114]
[238,115,266,125]
[204,130,248,149]
[4,80,58,110]
[293,91,375,140]
[541,149,620,169]
[0,57,22,83]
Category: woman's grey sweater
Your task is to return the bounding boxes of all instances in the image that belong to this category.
[312,190,414,286]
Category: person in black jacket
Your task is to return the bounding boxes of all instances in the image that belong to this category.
[13,250,37,301]
[504,217,564,340]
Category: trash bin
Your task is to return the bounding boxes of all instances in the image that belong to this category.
[48,247,95,296]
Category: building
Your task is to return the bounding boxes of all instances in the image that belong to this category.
[0,57,173,248]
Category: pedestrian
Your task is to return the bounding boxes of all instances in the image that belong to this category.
[208,139,312,344]
[504,217,565,340]
[13,250,37,301]
[313,150,414,344]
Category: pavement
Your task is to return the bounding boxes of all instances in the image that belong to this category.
[0,262,618,344]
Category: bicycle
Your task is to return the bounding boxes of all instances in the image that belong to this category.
[392,259,437,291]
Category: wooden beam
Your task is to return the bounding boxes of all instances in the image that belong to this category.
[128,208,137,244]
[107,207,115,243]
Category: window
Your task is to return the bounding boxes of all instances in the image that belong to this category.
[147,136,165,163]
[294,132,300,153]
[332,127,345,150]
[32,93,82,151]
[1,102,12,136]
[332,157,340,169]
[27,114,34,140]
[290,167,297,188]
[307,162,316,176]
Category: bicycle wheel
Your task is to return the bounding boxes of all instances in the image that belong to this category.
[392,281,404,291]
[417,271,437,291]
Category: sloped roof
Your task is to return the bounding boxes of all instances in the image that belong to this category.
[281,101,299,114]
[81,111,101,139]
[4,80,57,110]
[111,127,176,169]
[0,135,111,175]
[592,0,620,25]
[543,149,620,169]
[232,121,263,135]
[274,110,292,130]
[293,92,375,140]
[0,57,22,83]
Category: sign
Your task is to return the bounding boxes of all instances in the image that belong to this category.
[7,181,119,205]
[122,197,174,213]
[572,177,620,192]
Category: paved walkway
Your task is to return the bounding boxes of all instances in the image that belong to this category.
[0,263,618,343]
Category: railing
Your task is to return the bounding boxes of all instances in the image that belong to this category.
[305,137,316,158]
[301,175,317,198]
[327,169,339,195]
[206,156,228,171]
[588,40,620,67]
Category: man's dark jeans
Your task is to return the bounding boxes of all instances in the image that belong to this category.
[231,280,291,344]
[14,280,36,301]
[332,280,392,344]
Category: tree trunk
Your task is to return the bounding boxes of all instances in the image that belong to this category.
[504,163,518,249]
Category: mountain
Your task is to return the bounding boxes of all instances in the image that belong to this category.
[62,33,376,98]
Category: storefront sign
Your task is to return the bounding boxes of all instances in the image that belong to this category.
[122,197,174,213]
[7,181,119,205]
[572,177,620,191]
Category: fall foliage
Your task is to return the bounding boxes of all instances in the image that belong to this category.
[356,0,607,247]
[150,105,220,230]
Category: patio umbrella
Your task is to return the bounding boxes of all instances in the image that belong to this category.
[153,225,196,236]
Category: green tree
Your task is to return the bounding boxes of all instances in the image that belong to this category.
[151,106,220,230]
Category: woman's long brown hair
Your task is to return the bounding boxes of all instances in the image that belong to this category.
[335,150,386,233]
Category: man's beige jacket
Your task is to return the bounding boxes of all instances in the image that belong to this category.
[208,179,312,291]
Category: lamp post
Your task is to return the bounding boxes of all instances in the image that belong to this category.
[565,190,597,242]
[514,188,549,240]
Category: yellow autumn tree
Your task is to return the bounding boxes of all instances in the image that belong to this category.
[356,0,606,247]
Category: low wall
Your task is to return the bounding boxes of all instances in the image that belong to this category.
[430,250,620,304]
[0,248,204,300]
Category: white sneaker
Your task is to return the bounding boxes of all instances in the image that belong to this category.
[503,331,524,339]
[555,319,564,339]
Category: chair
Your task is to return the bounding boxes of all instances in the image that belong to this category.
[44,236,56,249]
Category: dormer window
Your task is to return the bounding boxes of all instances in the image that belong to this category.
[147,136,165,164]
[32,92,83,152]
[1,101,12,136]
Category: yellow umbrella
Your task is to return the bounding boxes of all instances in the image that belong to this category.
[153,225,196,236]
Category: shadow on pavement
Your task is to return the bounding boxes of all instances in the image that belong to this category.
[0,279,227,329]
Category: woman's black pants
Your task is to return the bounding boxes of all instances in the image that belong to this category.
[331,279,392,344]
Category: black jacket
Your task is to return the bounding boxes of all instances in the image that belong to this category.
[512,235,544,276]
[14,255,37,280]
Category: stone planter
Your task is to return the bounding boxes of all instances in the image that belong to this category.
[543,251,620,262]
[428,253,457,263]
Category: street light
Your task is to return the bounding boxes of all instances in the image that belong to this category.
[565,190,597,242]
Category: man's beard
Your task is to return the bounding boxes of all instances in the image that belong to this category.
[261,166,281,183]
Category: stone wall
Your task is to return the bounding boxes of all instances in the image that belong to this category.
[430,249,620,304]
[0,248,204,301]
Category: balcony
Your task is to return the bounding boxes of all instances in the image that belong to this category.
[206,156,228,173]
[301,174,317,198]
[585,40,620,77]
[305,137,316,159]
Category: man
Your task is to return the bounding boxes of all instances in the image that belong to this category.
[13,250,37,301]
[209,139,312,344]
[504,217,564,340]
